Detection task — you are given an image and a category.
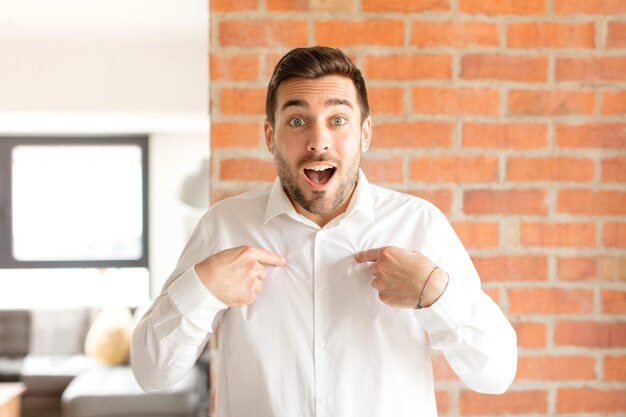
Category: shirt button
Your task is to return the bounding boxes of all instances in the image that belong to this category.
[320,341,326,348]
[318,283,326,291]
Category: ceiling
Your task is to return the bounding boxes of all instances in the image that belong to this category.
[0,0,207,41]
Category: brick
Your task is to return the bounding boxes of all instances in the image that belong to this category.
[557,57,626,82]
[365,54,452,80]
[603,290,626,314]
[555,321,626,348]
[211,122,261,148]
[517,355,596,380]
[435,389,451,416]
[461,54,548,82]
[602,155,626,182]
[598,257,626,280]
[473,255,548,281]
[484,287,501,304]
[315,20,404,47]
[210,54,259,81]
[556,123,626,148]
[459,0,545,15]
[219,20,307,47]
[410,21,499,47]
[267,0,354,12]
[362,0,449,12]
[464,189,547,215]
[219,88,266,115]
[404,189,454,214]
[361,156,404,183]
[557,189,626,215]
[605,355,626,381]
[452,221,499,249]
[554,0,626,15]
[508,89,594,116]
[507,22,595,48]
[373,121,453,149]
[604,222,626,247]
[607,21,626,48]
[432,353,460,381]
[507,156,594,182]
[602,91,626,114]
[560,256,626,281]
[460,389,548,415]
[412,87,499,116]
[521,222,595,247]
[265,52,288,78]
[512,321,547,348]
[462,122,547,149]
[557,256,597,280]
[509,288,594,314]
[557,387,626,414]
[219,158,276,182]
[410,156,499,182]
[551,256,625,282]
[211,0,257,11]
[368,87,405,115]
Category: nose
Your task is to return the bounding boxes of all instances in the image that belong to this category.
[307,123,331,153]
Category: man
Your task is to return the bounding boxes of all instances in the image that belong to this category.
[131,46,517,417]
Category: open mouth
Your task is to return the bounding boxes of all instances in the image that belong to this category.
[304,165,336,186]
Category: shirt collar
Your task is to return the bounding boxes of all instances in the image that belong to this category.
[264,169,375,226]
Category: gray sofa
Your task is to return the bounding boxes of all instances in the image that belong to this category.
[0,308,208,417]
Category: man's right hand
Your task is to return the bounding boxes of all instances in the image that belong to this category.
[194,246,287,307]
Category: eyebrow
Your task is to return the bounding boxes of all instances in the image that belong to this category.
[281,98,354,111]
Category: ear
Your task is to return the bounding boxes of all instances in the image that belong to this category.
[263,120,274,154]
[360,116,372,153]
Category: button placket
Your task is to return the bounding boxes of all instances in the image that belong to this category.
[312,229,332,416]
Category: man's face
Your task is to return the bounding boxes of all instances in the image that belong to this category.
[264,75,372,223]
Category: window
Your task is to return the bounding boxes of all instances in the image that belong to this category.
[0,136,149,269]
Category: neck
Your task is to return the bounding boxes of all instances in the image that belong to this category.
[290,183,357,228]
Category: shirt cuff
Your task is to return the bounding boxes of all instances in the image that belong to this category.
[413,271,476,336]
[168,266,229,332]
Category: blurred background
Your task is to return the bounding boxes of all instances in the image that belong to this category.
[0,0,209,306]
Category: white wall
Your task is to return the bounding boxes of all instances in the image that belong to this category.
[0,39,206,114]
[0,0,209,303]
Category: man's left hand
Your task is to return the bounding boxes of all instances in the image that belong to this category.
[355,246,449,309]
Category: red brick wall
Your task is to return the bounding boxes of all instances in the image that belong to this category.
[209,0,626,415]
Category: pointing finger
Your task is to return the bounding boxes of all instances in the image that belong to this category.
[355,248,381,263]
[249,247,287,267]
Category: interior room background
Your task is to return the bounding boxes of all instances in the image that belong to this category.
[208,1,626,416]
[0,0,209,307]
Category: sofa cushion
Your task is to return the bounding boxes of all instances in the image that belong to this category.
[0,309,31,356]
[0,356,25,381]
[21,355,102,394]
[84,307,132,365]
[29,309,91,356]
[62,366,203,417]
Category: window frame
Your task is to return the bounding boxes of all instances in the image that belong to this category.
[0,135,149,269]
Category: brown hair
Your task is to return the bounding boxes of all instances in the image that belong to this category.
[265,46,370,127]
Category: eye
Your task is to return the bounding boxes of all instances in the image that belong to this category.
[331,117,347,126]
[289,117,306,127]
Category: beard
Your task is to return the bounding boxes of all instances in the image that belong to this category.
[273,150,361,216]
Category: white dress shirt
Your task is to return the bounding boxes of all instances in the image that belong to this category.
[131,171,517,417]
